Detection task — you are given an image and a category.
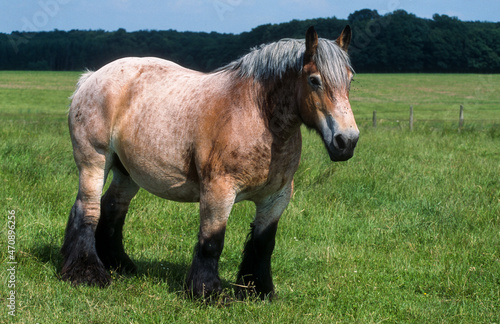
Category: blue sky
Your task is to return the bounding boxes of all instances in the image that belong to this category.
[1,0,499,34]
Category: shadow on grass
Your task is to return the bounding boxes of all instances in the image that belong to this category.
[133,259,190,293]
[28,242,63,269]
[28,243,234,295]
[125,260,235,296]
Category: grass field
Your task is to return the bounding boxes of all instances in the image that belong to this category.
[1,71,499,323]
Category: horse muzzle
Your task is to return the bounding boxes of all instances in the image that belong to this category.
[319,115,359,162]
[325,130,359,161]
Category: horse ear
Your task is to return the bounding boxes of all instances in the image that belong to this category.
[336,25,352,51]
[304,26,318,66]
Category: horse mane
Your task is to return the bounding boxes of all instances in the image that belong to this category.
[218,38,353,89]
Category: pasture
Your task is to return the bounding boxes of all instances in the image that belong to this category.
[1,71,499,323]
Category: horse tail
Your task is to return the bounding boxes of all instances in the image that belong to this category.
[69,69,94,101]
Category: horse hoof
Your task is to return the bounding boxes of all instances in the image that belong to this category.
[116,261,137,274]
[185,280,222,300]
[61,262,111,288]
[101,254,137,274]
[234,283,276,301]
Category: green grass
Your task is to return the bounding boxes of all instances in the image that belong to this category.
[352,74,500,129]
[1,71,499,323]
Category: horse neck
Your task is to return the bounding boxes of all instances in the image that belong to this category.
[257,75,302,140]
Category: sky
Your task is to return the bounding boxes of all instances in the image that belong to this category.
[1,0,499,35]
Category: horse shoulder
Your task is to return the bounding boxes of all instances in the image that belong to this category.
[195,84,301,198]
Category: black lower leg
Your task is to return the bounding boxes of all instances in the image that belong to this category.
[95,194,136,273]
[185,229,225,298]
[61,202,111,287]
[237,222,278,299]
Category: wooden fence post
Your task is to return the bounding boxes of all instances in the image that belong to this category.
[459,105,464,130]
[373,110,377,128]
[409,105,414,131]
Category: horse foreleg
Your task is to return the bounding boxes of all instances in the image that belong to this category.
[237,181,293,300]
[185,182,235,299]
[95,165,139,273]
[61,165,111,287]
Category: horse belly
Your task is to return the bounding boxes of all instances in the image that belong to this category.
[112,111,201,202]
[118,150,201,202]
[136,172,200,202]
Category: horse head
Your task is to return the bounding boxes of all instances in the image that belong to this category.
[298,26,359,161]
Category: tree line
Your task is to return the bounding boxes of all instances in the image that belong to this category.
[1,9,499,73]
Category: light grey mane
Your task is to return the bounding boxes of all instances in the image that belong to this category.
[219,38,353,89]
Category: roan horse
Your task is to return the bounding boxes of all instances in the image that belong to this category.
[61,26,359,299]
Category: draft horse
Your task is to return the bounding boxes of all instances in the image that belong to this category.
[61,26,359,299]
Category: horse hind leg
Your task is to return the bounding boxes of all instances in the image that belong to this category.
[95,158,139,273]
[236,181,293,300]
[61,154,111,287]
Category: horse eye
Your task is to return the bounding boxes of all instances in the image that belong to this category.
[309,76,322,88]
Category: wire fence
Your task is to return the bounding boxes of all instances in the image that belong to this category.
[357,105,500,132]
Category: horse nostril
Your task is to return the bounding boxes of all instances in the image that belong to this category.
[334,134,347,150]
